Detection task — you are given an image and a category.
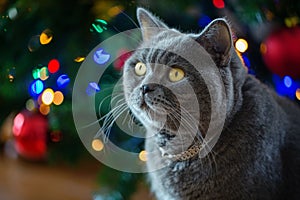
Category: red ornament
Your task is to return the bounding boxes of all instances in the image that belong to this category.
[48,59,60,74]
[213,0,225,9]
[262,26,300,78]
[12,110,48,160]
[114,49,132,71]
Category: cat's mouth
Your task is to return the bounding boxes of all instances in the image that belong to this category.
[141,97,169,115]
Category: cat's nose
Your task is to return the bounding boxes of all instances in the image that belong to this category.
[141,84,156,95]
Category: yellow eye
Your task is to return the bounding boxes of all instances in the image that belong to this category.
[134,62,147,76]
[169,68,185,82]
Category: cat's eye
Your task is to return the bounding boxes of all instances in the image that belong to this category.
[134,62,147,76]
[169,68,185,82]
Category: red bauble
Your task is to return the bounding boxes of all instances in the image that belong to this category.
[12,110,48,160]
[114,49,132,71]
[262,26,300,78]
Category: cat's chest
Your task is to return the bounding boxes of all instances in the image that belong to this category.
[147,158,229,200]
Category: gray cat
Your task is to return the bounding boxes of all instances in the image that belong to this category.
[122,8,300,199]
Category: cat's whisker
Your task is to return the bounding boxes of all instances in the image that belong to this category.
[97,104,129,142]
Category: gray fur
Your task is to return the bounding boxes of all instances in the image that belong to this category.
[122,8,300,200]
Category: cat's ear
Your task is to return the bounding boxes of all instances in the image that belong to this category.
[137,8,168,42]
[196,19,232,67]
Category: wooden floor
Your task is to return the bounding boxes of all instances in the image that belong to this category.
[0,153,154,200]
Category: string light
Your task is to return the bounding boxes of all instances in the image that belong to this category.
[39,67,49,81]
[28,35,41,52]
[50,130,62,142]
[13,113,25,136]
[235,38,248,53]
[74,56,85,63]
[283,76,292,88]
[212,0,225,9]
[32,68,40,79]
[57,74,70,89]
[296,89,300,101]
[92,139,104,151]
[260,43,267,54]
[108,6,123,17]
[93,48,110,65]
[198,15,211,28]
[39,103,50,115]
[41,88,54,105]
[8,74,14,82]
[53,91,64,105]
[26,99,36,111]
[48,59,60,74]
[86,82,101,96]
[8,7,18,20]
[139,150,147,162]
[31,80,44,95]
[90,19,108,33]
[40,29,53,45]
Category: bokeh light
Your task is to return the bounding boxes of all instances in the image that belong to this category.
[50,130,62,142]
[108,6,123,17]
[93,48,110,65]
[48,59,60,74]
[74,56,85,63]
[283,76,292,88]
[139,150,147,162]
[39,104,50,115]
[260,43,267,54]
[41,88,54,105]
[53,91,64,105]
[198,15,212,28]
[13,113,25,136]
[31,80,44,95]
[235,38,248,53]
[8,7,18,20]
[92,139,104,151]
[90,19,108,33]
[39,67,49,81]
[296,89,300,100]
[57,74,70,89]
[40,29,53,45]
[32,68,40,79]
[8,74,14,82]
[86,82,101,96]
[26,99,36,111]
[28,35,41,52]
[213,0,225,9]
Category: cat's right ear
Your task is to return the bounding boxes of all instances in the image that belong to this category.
[196,19,233,67]
[137,8,168,42]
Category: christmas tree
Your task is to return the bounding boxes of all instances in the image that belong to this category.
[0,0,299,199]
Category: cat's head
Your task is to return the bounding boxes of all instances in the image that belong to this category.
[123,8,246,156]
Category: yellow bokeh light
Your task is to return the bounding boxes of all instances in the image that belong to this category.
[260,43,267,55]
[40,29,53,45]
[92,139,104,151]
[74,56,85,63]
[53,91,64,105]
[139,150,147,162]
[235,38,248,53]
[39,67,49,81]
[108,6,123,17]
[26,99,35,111]
[41,88,54,105]
[296,89,300,101]
[39,103,50,115]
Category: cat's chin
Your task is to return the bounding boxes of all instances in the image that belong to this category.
[129,105,167,130]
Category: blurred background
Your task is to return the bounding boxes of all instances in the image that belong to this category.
[0,0,300,199]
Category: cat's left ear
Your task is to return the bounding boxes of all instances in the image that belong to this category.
[196,19,232,67]
[137,8,168,42]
